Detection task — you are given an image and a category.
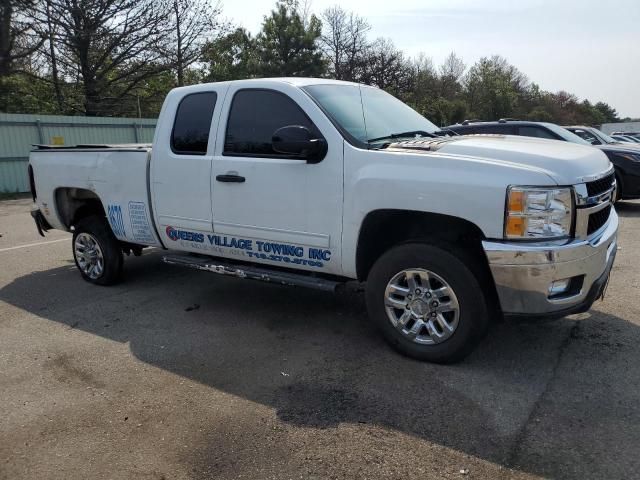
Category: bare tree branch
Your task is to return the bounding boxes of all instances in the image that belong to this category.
[160,0,224,86]
[37,0,173,115]
[0,0,44,78]
[320,5,369,81]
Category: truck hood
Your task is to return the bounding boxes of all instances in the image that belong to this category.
[387,134,612,185]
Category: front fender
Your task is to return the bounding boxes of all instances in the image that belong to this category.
[341,147,556,277]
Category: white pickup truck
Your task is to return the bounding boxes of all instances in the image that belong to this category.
[28,78,618,363]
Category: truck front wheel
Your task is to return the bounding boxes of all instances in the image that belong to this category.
[366,243,489,363]
[72,215,123,286]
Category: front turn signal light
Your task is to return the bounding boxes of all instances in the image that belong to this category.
[504,187,573,239]
[505,216,527,237]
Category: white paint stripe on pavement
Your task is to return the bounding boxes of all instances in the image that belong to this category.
[0,238,69,253]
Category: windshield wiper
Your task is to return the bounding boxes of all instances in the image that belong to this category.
[367,130,437,143]
[435,128,459,136]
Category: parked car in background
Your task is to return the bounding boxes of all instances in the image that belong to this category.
[446,119,585,141]
[565,126,640,150]
[611,134,640,143]
[612,131,640,141]
[446,120,640,201]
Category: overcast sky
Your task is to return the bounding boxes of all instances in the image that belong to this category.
[222,0,640,118]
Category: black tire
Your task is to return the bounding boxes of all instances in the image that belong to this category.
[72,215,123,286]
[365,243,489,364]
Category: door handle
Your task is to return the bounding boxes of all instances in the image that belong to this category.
[216,173,245,183]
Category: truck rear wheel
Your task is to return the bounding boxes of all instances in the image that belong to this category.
[72,215,123,286]
[365,243,489,363]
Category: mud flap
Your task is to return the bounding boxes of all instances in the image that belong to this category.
[599,271,611,301]
[30,209,52,237]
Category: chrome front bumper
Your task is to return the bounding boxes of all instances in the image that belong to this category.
[483,208,618,317]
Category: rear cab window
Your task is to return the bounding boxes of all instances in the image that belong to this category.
[171,92,218,155]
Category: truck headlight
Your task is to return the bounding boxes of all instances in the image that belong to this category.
[505,187,573,239]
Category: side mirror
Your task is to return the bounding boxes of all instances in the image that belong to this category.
[272,125,327,163]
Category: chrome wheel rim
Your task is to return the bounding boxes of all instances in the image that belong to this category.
[384,268,460,345]
[74,233,105,280]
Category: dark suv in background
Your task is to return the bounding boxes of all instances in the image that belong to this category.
[446,120,640,201]
[446,119,584,141]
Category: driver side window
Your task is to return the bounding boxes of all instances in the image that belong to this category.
[573,129,600,145]
[223,89,322,158]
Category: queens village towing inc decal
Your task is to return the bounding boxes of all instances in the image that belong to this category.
[165,226,331,267]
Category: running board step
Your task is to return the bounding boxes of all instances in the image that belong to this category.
[162,254,342,292]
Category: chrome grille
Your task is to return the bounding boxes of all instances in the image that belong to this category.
[587,204,611,235]
[574,170,615,239]
[586,172,615,197]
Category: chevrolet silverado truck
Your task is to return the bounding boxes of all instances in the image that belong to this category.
[28,78,618,363]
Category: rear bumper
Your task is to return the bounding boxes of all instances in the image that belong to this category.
[482,208,618,318]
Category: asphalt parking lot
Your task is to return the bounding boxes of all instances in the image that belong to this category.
[1,198,639,480]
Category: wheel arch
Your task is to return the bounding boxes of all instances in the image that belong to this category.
[356,208,502,318]
[355,209,488,281]
[54,187,107,230]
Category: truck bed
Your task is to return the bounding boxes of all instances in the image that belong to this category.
[29,144,161,248]
[32,143,152,152]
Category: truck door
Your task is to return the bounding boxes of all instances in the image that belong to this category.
[210,84,344,275]
[151,86,227,248]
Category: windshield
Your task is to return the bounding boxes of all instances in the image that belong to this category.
[303,84,439,145]
[570,126,619,145]
[589,128,618,144]
[541,123,591,145]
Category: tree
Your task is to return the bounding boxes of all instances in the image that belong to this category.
[542,91,580,124]
[0,73,61,113]
[255,0,326,77]
[594,102,619,124]
[463,55,528,120]
[0,0,42,78]
[0,0,46,112]
[525,106,554,123]
[439,52,465,99]
[0,1,628,123]
[0,0,44,110]
[403,54,436,117]
[42,0,172,116]
[320,5,370,81]
[360,38,412,96]
[164,0,224,87]
[201,28,258,81]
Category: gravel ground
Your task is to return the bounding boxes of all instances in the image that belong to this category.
[1,198,639,480]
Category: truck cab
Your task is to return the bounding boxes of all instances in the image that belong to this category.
[28,78,618,363]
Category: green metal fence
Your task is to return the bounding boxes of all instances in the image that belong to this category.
[0,113,157,193]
